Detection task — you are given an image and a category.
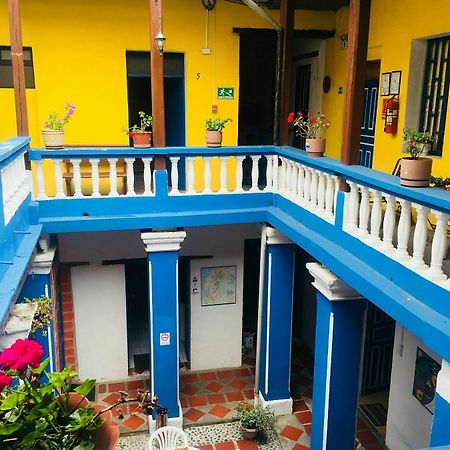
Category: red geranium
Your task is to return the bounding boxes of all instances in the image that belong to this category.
[128,132,135,138]
[0,372,12,390]
[287,112,295,124]
[0,339,44,372]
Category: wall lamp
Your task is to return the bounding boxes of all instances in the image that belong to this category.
[155,32,166,55]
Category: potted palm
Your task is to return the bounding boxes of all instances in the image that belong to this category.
[289,111,330,157]
[401,128,434,187]
[205,118,232,147]
[125,111,153,148]
[42,102,76,149]
[235,401,274,441]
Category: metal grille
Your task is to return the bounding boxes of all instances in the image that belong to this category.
[419,36,450,156]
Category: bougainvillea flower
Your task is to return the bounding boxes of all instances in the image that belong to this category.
[0,339,44,372]
[287,112,295,124]
[0,372,12,390]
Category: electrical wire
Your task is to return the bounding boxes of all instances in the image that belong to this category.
[201,0,216,11]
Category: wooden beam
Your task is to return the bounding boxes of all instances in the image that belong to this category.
[8,0,28,136]
[279,0,295,146]
[340,0,371,168]
[149,0,166,152]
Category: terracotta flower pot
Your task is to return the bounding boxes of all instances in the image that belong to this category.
[305,138,326,157]
[42,130,64,149]
[206,130,222,148]
[132,132,152,148]
[400,157,432,187]
[241,427,257,440]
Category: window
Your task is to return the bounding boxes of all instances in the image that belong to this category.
[419,36,450,156]
[0,46,35,88]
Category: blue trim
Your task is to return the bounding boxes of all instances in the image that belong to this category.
[430,393,450,447]
[0,137,29,167]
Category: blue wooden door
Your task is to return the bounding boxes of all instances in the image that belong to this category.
[359,79,378,168]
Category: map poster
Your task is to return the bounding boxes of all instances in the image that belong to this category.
[200,266,237,306]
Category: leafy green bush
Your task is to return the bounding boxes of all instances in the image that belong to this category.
[235,401,274,433]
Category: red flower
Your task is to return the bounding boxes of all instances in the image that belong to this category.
[128,132,135,138]
[287,112,295,124]
[310,117,317,123]
[0,339,44,372]
[0,372,12,390]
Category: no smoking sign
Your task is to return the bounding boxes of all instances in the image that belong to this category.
[160,332,171,346]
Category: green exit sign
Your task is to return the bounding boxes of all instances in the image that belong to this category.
[217,87,234,99]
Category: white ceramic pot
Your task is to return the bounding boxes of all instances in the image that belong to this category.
[42,130,64,149]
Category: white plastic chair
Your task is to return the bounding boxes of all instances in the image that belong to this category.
[149,425,189,450]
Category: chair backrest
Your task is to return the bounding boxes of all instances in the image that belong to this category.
[149,425,188,450]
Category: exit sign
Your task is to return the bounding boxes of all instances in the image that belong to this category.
[217,87,234,99]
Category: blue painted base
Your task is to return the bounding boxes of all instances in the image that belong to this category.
[430,393,450,447]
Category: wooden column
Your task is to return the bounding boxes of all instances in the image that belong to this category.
[279,0,295,146]
[149,0,166,170]
[8,0,28,136]
[340,0,371,168]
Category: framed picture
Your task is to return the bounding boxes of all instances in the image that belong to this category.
[201,265,237,306]
[389,70,402,95]
[381,72,391,96]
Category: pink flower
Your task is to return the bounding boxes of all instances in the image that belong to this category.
[0,339,44,372]
[287,112,295,124]
[0,372,12,390]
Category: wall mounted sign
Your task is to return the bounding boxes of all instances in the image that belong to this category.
[381,72,391,96]
[412,347,441,413]
[201,265,236,306]
[217,87,234,99]
[160,332,170,346]
[389,70,402,95]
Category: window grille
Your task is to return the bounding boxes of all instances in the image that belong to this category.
[0,46,35,89]
[419,36,450,156]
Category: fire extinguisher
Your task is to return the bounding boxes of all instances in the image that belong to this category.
[384,96,399,134]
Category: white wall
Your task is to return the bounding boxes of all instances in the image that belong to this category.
[71,264,129,380]
[385,324,442,450]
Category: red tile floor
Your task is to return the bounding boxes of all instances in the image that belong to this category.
[180,348,387,449]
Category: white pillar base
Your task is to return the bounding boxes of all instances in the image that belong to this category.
[258,391,293,416]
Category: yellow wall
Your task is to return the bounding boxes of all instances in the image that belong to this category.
[321,0,450,176]
[0,0,334,148]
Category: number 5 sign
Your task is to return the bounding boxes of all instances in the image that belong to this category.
[160,332,170,346]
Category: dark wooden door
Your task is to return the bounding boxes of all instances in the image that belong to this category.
[294,64,311,150]
[359,79,378,168]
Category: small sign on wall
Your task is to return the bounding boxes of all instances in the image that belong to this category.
[217,87,234,99]
[160,332,170,346]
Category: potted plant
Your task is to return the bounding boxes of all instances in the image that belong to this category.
[42,102,76,149]
[430,176,450,190]
[205,118,232,147]
[401,128,434,187]
[235,401,274,441]
[289,111,330,157]
[125,111,153,148]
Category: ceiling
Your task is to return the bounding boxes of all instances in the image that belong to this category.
[225,0,349,11]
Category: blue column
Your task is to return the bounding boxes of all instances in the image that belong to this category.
[307,263,367,450]
[259,227,295,415]
[430,360,450,447]
[142,230,186,426]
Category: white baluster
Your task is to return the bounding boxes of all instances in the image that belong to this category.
[317,171,326,215]
[186,157,195,194]
[91,159,100,197]
[369,189,383,245]
[264,155,273,192]
[170,157,180,195]
[272,155,279,192]
[35,160,46,200]
[346,182,359,232]
[280,158,287,194]
[125,158,136,196]
[235,156,245,193]
[303,167,311,205]
[381,194,396,252]
[426,212,449,281]
[250,155,259,192]
[297,164,305,204]
[285,160,292,197]
[142,157,153,195]
[108,158,118,197]
[310,169,319,209]
[324,174,335,220]
[54,159,64,198]
[291,162,298,199]
[72,159,83,198]
[410,204,430,272]
[395,199,412,261]
[357,185,370,236]
[219,157,227,194]
[204,157,212,194]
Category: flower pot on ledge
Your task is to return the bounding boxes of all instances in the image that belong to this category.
[305,138,326,157]
[42,129,64,149]
[131,132,152,148]
[400,157,432,187]
[206,130,222,147]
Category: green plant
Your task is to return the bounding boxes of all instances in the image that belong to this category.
[235,402,274,433]
[124,111,153,135]
[24,296,53,337]
[206,118,232,132]
[402,128,434,159]
[430,176,450,189]
[43,103,76,131]
[289,112,330,139]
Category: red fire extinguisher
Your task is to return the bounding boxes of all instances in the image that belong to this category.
[384,96,399,134]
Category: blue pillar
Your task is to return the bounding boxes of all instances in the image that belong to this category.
[307,263,367,450]
[430,360,450,447]
[142,230,186,428]
[259,227,295,415]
